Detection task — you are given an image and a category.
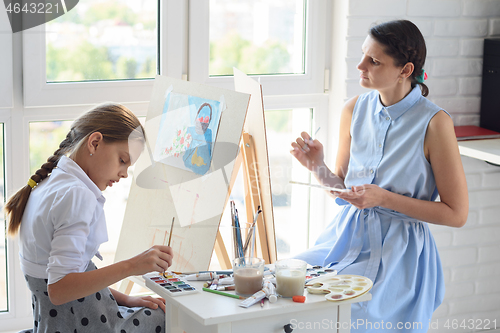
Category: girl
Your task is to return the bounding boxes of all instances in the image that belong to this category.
[291,20,468,332]
[7,103,173,333]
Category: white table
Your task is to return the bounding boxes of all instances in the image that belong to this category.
[157,279,371,333]
[458,138,500,165]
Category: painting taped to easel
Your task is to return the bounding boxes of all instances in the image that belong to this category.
[153,88,224,175]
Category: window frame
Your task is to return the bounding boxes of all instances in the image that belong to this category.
[188,0,327,95]
[22,0,187,107]
[0,9,13,108]
[263,94,329,249]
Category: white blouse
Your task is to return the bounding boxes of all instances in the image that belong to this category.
[19,156,107,285]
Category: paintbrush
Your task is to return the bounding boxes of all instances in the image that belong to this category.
[168,217,175,246]
[163,217,175,278]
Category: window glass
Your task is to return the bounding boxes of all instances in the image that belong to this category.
[265,108,312,258]
[0,124,6,312]
[209,0,306,76]
[211,108,312,269]
[46,0,157,82]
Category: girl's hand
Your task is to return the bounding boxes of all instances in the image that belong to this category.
[290,131,325,172]
[121,295,166,313]
[333,185,386,210]
[126,245,173,276]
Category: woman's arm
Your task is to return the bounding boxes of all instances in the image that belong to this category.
[48,245,173,305]
[290,96,357,190]
[336,110,469,227]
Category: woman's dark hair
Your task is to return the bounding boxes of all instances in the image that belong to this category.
[370,20,429,97]
[5,103,145,236]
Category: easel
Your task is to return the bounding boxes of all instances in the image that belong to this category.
[117,72,276,295]
[213,131,277,269]
[119,132,276,294]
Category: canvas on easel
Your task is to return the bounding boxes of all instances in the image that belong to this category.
[213,68,277,269]
[114,75,250,277]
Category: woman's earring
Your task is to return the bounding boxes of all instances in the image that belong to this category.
[399,79,403,83]
[90,153,93,156]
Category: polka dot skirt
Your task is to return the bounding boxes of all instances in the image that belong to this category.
[23,262,165,333]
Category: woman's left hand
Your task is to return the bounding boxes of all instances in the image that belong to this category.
[333,184,386,210]
[121,295,166,312]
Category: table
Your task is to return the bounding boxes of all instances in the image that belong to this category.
[458,138,500,165]
[157,279,371,333]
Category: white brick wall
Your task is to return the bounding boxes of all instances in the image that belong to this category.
[428,156,500,332]
[333,1,500,331]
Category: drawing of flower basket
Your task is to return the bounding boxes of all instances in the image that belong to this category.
[162,127,192,158]
[195,103,212,135]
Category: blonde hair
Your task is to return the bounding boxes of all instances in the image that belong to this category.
[5,103,145,236]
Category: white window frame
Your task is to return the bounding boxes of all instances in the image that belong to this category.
[0,9,13,108]
[22,0,187,107]
[264,94,329,248]
[188,0,327,95]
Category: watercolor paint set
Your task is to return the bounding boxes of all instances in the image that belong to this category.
[305,266,338,283]
[143,272,199,297]
[306,274,372,302]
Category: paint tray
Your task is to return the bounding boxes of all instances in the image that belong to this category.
[306,274,372,302]
[143,272,199,297]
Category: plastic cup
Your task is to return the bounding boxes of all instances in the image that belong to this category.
[275,259,307,298]
[233,257,264,296]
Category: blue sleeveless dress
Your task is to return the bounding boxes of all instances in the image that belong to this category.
[295,87,446,332]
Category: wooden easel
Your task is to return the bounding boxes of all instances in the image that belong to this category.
[213,131,277,269]
[119,132,276,294]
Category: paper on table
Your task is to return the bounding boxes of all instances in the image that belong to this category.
[289,181,351,193]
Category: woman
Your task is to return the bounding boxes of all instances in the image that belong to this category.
[291,20,468,332]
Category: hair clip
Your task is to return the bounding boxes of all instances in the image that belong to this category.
[416,69,427,83]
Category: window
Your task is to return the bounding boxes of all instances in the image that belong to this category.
[209,0,305,76]
[0,9,13,108]
[266,108,313,258]
[0,124,6,312]
[22,1,160,107]
[46,0,157,82]
[189,0,327,95]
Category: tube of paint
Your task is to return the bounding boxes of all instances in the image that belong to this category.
[184,272,228,281]
[217,285,235,291]
[239,280,277,308]
[264,280,278,303]
[218,277,234,285]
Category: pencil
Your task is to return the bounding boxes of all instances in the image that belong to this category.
[202,287,246,299]
[167,217,175,247]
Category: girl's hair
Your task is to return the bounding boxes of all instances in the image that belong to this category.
[370,20,429,97]
[5,103,145,236]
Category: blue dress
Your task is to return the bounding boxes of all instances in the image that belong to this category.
[295,87,445,332]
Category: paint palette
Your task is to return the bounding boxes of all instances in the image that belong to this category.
[306,274,372,302]
[143,272,199,297]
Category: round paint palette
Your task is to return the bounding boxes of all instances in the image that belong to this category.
[305,274,372,302]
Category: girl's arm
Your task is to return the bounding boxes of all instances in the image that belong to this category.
[336,110,469,228]
[47,245,172,305]
[110,288,166,312]
[290,96,357,191]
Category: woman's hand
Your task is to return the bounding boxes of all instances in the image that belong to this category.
[120,295,166,313]
[125,245,173,276]
[290,131,325,172]
[334,185,387,210]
